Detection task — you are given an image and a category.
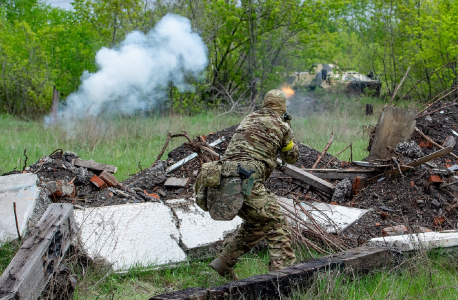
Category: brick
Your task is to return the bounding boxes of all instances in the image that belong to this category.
[433,216,445,226]
[45,181,75,198]
[382,225,408,236]
[351,176,366,197]
[429,175,443,184]
[144,190,160,199]
[99,170,121,188]
[90,175,108,189]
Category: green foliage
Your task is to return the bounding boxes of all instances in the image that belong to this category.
[2,0,458,116]
[0,0,100,116]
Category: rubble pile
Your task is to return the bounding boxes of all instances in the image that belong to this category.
[414,101,458,160]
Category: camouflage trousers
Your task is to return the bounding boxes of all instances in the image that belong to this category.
[219,181,295,271]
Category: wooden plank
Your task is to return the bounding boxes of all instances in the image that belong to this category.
[150,246,390,300]
[0,204,76,300]
[164,177,191,188]
[72,158,117,174]
[368,106,417,160]
[304,169,374,180]
[277,159,335,195]
[406,146,453,169]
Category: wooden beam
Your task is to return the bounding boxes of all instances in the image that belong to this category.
[406,146,453,168]
[304,169,375,180]
[276,159,335,195]
[368,106,417,160]
[150,246,390,300]
[0,204,76,300]
[72,158,117,174]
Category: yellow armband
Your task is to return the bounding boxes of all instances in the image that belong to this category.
[281,140,294,152]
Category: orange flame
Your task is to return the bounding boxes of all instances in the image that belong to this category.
[281,83,295,98]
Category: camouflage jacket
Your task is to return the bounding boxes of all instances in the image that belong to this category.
[223,108,299,181]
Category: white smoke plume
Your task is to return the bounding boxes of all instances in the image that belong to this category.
[46,13,207,122]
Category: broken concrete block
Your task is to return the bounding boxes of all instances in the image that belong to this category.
[367,230,458,252]
[331,178,352,203]
[278,198,369,233]
[99,170,121,188]
[74,200,242,271]
[0,173,40,245]
[45,181,75,198]
[382,225,408,236]
[164,177,191,188]
[74,202,187,270]
[90,174,107,189]
[167,199,242,251]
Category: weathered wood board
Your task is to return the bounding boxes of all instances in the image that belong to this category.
[72,158,117,174]
[0,203,76,300]
[164,177,191,188]
[368,106,417,160]
[277,159,335,195]
[150,246,390,300]
[304,169,375,180]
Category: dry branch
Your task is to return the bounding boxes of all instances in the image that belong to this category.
[415,127,458,160]
[388,65,411,106]
[312,133,334,169]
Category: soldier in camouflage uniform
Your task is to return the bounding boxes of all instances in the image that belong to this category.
[209,89,300,280]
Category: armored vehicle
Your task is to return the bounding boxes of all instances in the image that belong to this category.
[286,64,381,97]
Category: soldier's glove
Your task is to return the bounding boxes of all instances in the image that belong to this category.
[283,113,292,126]
[276,160,287,172]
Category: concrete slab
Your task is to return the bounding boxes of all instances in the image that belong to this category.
[278,197,369,233]
[367,230,458,252]
[169,200,242,249]
[74,200,242,271]
[74,203,187,271]
[0,173,39,245]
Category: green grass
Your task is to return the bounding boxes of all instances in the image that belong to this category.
[0,92,391,180]
[296,251,458,299]
[0,112,242,180]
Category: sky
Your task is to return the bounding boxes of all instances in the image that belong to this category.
[45,0,73,10]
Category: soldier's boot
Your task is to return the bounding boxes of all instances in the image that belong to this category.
[209,257,238,281]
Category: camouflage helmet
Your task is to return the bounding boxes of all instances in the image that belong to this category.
[263,89,287,115]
